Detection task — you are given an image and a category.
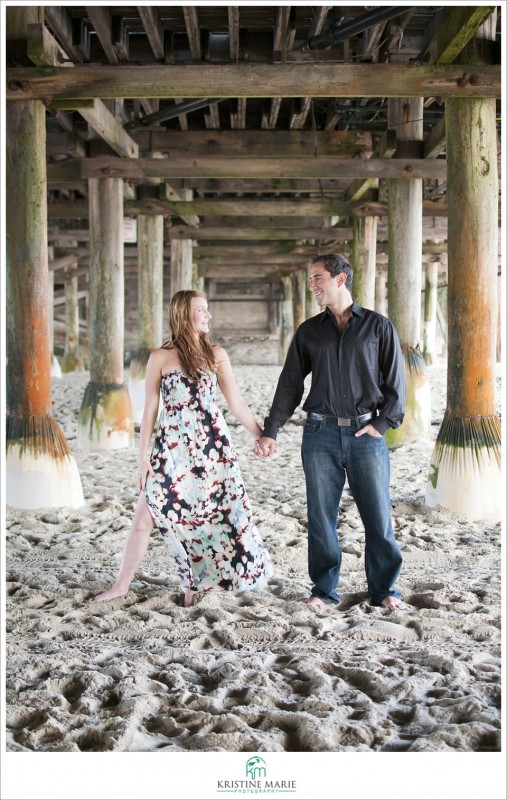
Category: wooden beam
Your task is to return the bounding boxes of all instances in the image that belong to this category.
[418,6,496,65]
[43,6,84,62]
[85,7,119,64]
[183,7,202,60]
[55,99,139,158]
[84,129,375,158]
[137,6,165,60]
[46,132,86,158]
[345,128,397,202]
[228,7,240,62]
[6,63,500,100]
[25,22,138,160]
[424,116,446,158]
[80,156,447,181]
[46,197,449,220]
[27,23,73,67]
[167,226,352,241]
[124,198,354,217]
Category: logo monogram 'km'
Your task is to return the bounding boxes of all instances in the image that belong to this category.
[245,756,267,780]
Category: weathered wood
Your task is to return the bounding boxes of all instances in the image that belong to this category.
[346,128,397,202]
[387,98,424,349]
[132,129,373,158]
[43,6,85,62]
[6,99,51,417]
[293,270,307,330]
[85,7,119,64]
[351,215,377,309]
[138,215,164,349]
[88,178,125,384]
[167,226,352,241]
[279,275,294,364]
[445,98,498,416]
[126,198,354,217]
[6,63,500,100]
[423,116,446,158]
[418,6,496,64]
[137,6,165,60]
[423,260,439,364]
[68,99,139,158]
[61,275,84,372]
[46,131,86,158]
[171,238,193,293]
[386,97,428,449]
[27,23,73,67]
[80,156,447,181]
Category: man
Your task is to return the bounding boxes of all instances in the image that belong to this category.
[256,253,406,610]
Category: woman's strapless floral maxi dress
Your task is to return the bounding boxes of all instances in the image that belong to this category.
[145,370,273,594]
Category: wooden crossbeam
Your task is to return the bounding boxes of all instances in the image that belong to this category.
[64,129,374,158]
[79,156,447,181]
[6,63,500,100]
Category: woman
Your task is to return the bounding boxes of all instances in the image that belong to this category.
[91,290,273,607]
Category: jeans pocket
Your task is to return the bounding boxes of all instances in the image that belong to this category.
[305,419,324,434]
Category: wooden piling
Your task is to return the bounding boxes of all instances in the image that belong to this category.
[6,97,83,508]
[386,98,431,448]
[129,214,164,424]
[77,178,134,449]
[426,97,500,521]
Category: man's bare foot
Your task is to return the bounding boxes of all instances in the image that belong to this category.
[88,587,128,603]
[184,589,197,608]
[381,596,408,610]
[302,596,326,607]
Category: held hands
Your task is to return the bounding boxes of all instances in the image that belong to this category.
[138,458,155,490]
[254,436,276,459]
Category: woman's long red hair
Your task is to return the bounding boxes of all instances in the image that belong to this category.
[164,290,217,379]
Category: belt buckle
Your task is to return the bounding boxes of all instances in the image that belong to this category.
[337,417,351,426]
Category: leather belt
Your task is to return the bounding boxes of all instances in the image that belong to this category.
[307,410,374,428]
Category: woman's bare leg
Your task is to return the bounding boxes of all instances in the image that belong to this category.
[89,493,155,602]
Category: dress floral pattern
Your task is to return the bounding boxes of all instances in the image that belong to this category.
[145,370,273,593]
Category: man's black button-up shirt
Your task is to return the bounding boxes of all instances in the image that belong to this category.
[263,302,406,439]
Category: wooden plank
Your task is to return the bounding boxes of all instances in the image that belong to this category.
[135,130,373,158]
[85,6,118,64]
[43,6,83,62]
[81,156,447,181]
[46,197,448,220]
[183,7,201,60]
[345,128,397,202]
[6,63,501,100]
[27,23,73,67]
[137,6,165,60]
[46,131,86,158]
[167,226,353,241]
[424,116,446,158]
[228,7,240,62]
[418,6,496,64]
[73,100,139,158]
[125,198,352,217]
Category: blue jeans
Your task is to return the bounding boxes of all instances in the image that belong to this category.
[301,416,402,605]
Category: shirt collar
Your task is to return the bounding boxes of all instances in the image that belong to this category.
[321,301,364,322]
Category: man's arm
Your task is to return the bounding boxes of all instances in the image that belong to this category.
[372,319,406,434]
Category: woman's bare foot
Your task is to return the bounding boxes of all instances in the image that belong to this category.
[88,586,128,603]
[184,589,197,607]
[381,596,408,610]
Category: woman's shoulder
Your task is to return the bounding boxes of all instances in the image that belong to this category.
[212,344,230,368]
[148,346,181,373]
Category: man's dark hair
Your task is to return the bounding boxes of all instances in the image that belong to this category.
[312,253,353,290]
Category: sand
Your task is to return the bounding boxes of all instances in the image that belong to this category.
[2,359,504,798]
